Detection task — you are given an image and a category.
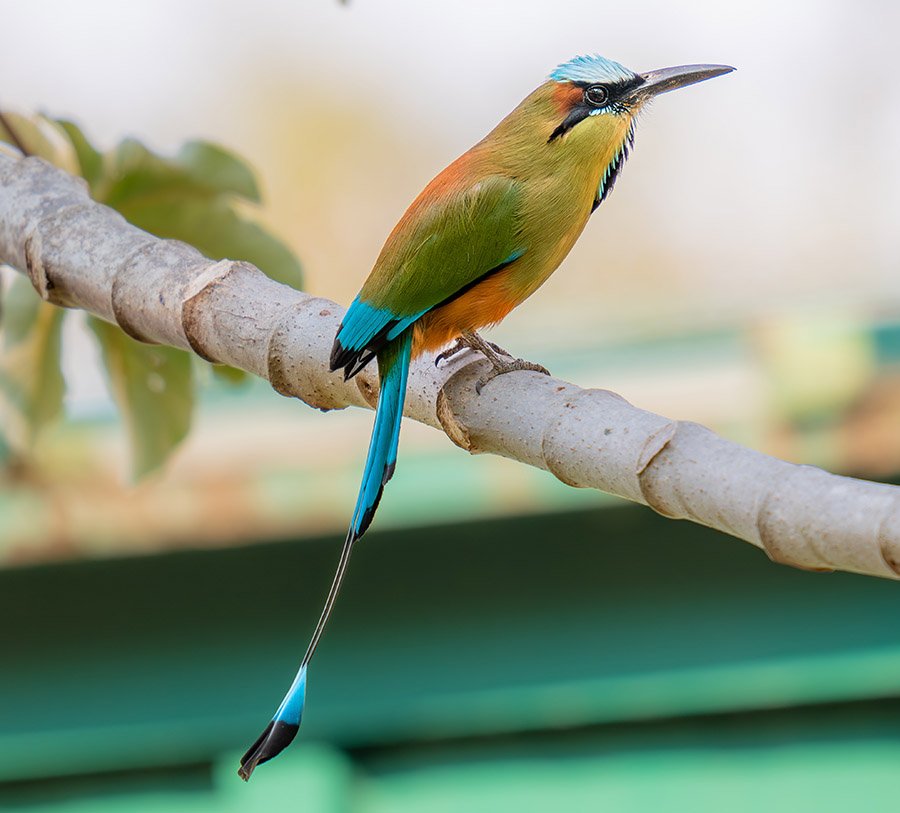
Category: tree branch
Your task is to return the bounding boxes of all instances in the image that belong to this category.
[1,152,899,580]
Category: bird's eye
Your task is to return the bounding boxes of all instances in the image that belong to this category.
[584,85,610,107]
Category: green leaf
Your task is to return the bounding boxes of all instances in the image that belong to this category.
[0,111,79,173]
[176,140,260,202]
[100,138,262,209]
[55,118,104,189]
[211,363,249,385]
[1,110,301,473]
[0,277,65,446]
[95,137,302,290]
[3,111,302,471]
[99,138,204,209]
[88,317,194,479]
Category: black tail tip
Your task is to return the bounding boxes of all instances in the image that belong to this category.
[237,720,299,781]
[329,338,345,373]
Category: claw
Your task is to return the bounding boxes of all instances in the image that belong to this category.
[435,336,514,368]
[435,338,469,367]
[475,358,550,394]
[434,332,549,392]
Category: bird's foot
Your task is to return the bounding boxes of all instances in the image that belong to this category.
[474,354,550,395]
[434,334,509,367]
[436,332,549,394]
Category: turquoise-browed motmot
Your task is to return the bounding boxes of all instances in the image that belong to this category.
[239,53,733,779]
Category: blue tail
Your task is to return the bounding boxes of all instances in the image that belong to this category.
[238,331,413,780]
[350,330,413,539]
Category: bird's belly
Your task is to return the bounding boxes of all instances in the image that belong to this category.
[413,271,521,356]
[413,208,591,358]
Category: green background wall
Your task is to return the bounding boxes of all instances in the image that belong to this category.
[3,503,900,811]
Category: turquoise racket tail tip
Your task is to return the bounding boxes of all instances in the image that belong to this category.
[238,665,307,781]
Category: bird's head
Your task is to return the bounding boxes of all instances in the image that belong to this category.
[530,54,733,202]
[546,54,733,144]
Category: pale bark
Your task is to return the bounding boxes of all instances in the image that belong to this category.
[2,151,899,580]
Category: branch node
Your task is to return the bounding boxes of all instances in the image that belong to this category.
[636,421,677,476]
[876,498,900,576]
[636,421,680,518]
[265,296,360,412]
[111,238,206,347]
[436,385,473,451]
[181,259,238,362]
[23,230,52,299]
[757,487,835,573]
[354,372,378,409]
[111,270,160,345]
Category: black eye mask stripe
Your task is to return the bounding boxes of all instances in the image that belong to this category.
[548,75,646,143]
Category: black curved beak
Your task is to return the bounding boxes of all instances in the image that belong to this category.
[626,64,735,104]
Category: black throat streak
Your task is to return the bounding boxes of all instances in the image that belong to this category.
[590,123,636,215]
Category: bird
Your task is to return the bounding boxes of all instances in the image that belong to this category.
[238,53,733,780]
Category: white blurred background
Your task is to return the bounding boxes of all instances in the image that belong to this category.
[6,0,899,329]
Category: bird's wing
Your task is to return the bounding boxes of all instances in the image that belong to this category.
[332,174,525,377]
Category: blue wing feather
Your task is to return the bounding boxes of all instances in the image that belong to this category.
[331,297,425,379]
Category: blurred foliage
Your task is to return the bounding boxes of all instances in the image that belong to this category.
[88,318,193,479]
[758,315,876,426]
[0,276,65,448]
[0,111,303,478]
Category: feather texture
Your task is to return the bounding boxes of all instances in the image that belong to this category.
[352,331,413,537]
[550,54,636,85]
